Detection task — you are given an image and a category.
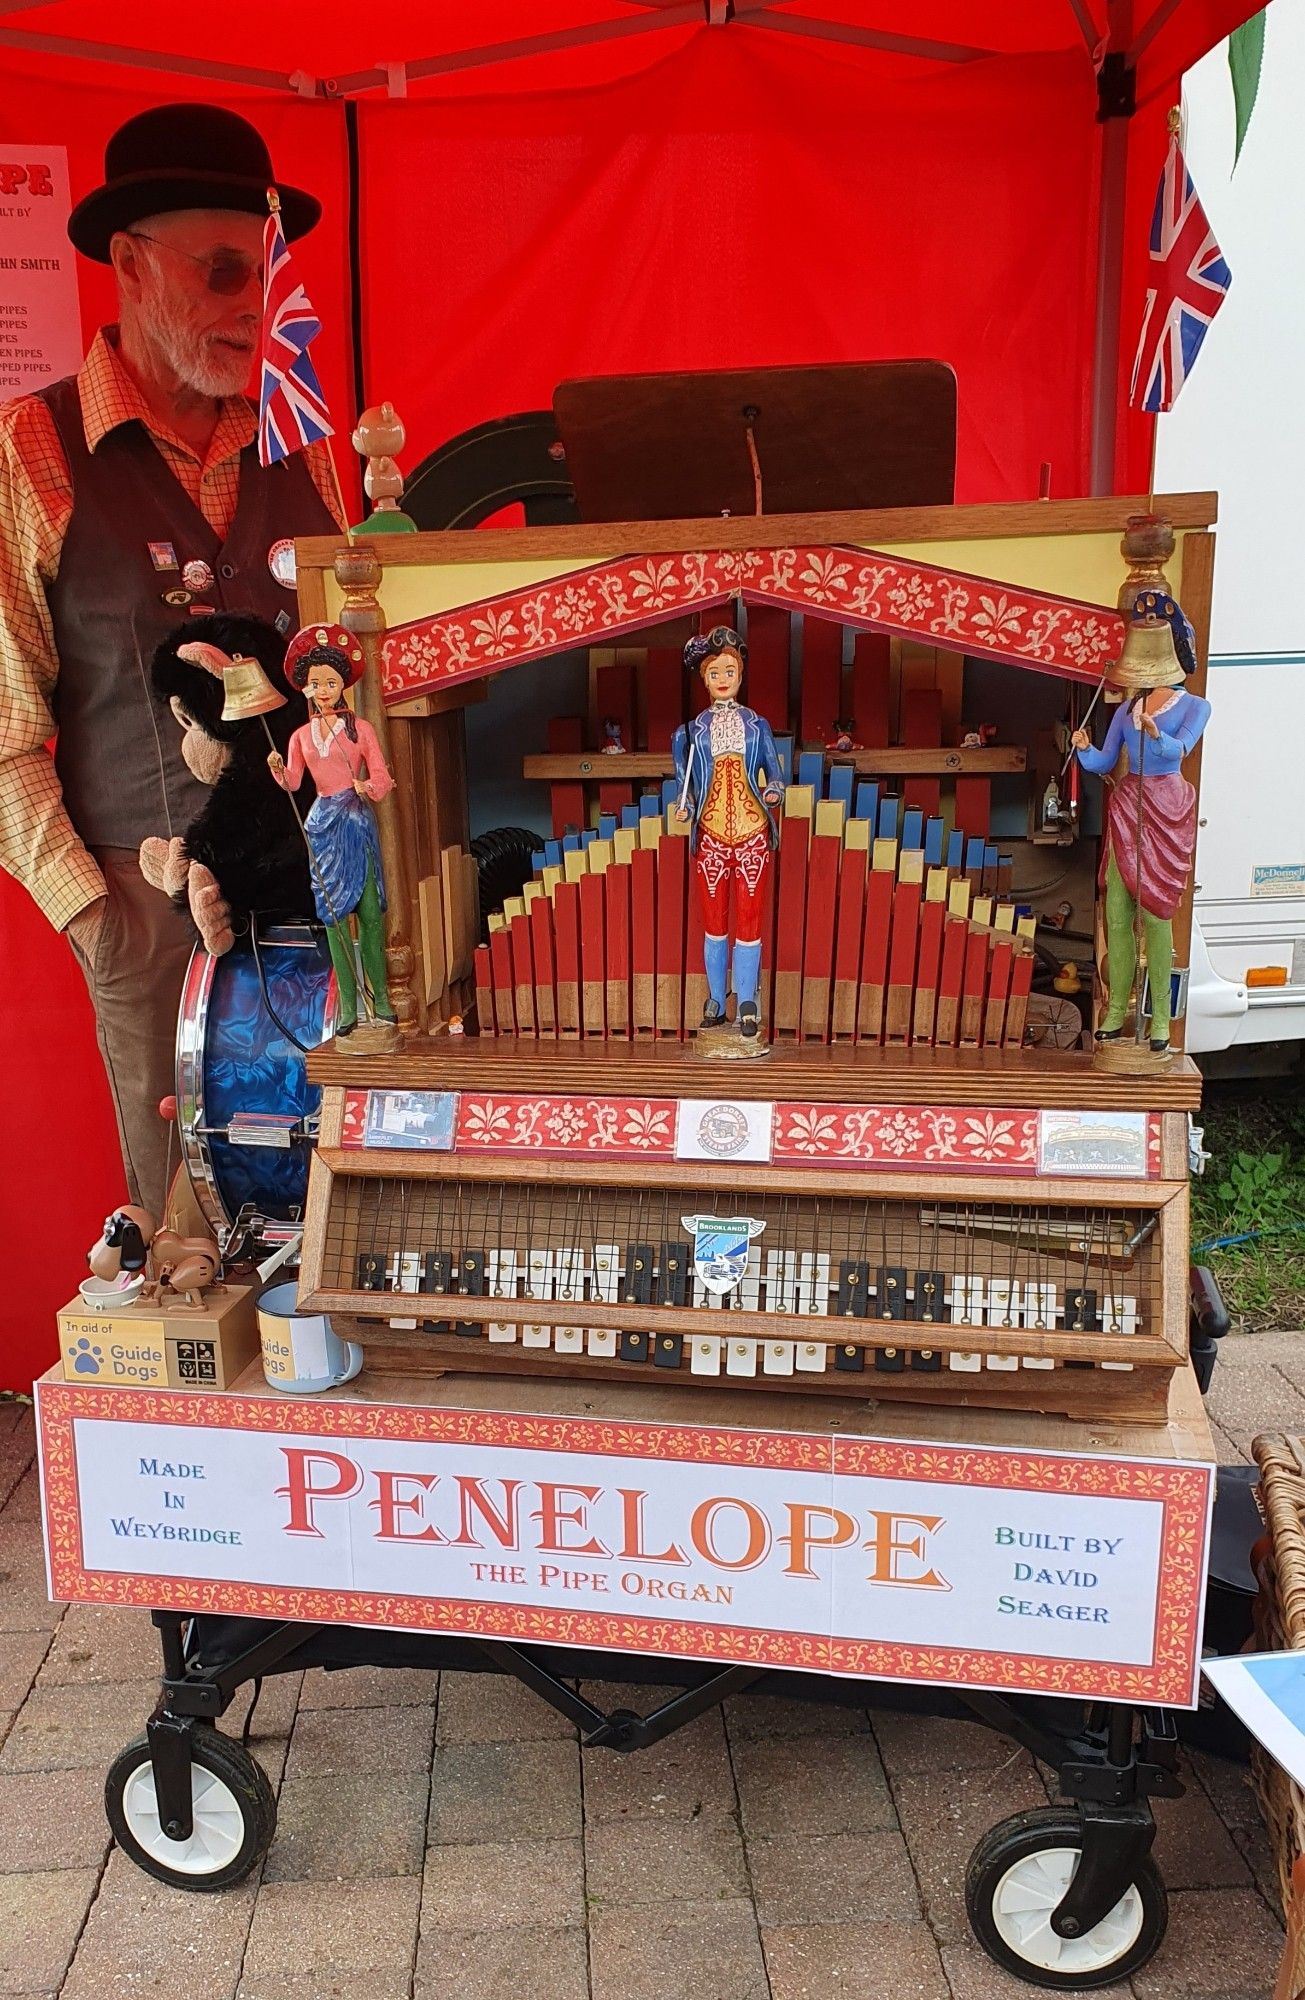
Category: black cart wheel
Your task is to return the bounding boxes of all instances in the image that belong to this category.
[106,1728,276,1890]
[965,1807,1167,1989]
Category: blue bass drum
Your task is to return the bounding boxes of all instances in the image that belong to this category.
[176,923,335,1240]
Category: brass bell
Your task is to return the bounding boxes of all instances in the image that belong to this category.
[1106,595,1185,695]
[219,653,287,722]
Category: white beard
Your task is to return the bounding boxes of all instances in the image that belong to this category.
[139,259,256,399]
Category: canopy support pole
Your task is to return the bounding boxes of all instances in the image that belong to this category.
[1089,35,1137,496]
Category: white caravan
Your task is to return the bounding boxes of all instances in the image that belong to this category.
[1159,2,1305,1060]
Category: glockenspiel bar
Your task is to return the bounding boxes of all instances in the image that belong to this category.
[371,1246,1144,1342]
[342,1186,1158,1393]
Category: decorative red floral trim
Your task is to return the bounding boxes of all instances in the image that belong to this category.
[339,1090,1160,1179]
[381,546,1123,700]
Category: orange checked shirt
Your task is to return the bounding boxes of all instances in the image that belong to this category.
[0,326,345,931]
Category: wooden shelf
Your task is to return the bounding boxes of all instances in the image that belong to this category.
[307,1034,1203,1109]
[523,747,1026,781]
[217,1353,1216,1464]
[296,492,1217,573]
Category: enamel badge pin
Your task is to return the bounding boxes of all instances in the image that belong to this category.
[681,1214,766,1297]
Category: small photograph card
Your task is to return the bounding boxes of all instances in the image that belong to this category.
[675,1099,774,1164]
[1038,1109,1148,1177]
[363,1090,458,1151]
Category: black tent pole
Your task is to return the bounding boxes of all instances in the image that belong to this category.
[344,98,367,426]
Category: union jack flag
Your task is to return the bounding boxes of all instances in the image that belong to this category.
[1130,136,1231,415]
[258,206,334,467]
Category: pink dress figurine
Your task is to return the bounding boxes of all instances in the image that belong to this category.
[267,623,395,1037]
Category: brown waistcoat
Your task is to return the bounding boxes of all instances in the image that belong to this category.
[39,374,338,849]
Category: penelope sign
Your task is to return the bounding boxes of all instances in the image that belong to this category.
[37,1380,1212,1705]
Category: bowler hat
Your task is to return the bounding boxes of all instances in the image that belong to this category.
[68,104,320,263]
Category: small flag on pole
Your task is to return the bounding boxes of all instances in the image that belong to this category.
[1130,129,1231,415]
[258,188,334,467]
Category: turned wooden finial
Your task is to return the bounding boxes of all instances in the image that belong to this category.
[1118,514,1175,619]
[350,401,418,535]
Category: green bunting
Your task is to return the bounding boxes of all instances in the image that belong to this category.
[1229,10,1267,168]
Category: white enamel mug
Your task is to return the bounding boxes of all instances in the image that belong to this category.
[257,1282,363,1394]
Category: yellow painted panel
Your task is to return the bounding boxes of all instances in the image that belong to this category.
[814,798,846,839]
[865,529,1193,613]
[320,554,622,633]
[845,818,870,853]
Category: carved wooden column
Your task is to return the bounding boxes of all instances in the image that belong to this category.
[334,546,425,1035]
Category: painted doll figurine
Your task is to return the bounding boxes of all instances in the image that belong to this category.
[1072,590,1210,1054]
[267,624,396,1037]
[673,627,784,1036]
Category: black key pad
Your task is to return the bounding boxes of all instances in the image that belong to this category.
[623,1244,654,1306]
[456,1249,486,1339]
[912,1269,945,1324]
[357,1252,388,1292]
[420,1250,453,1333]
[1067,1287,1100,1334]
[835,1259,870,1320]
[875,1266,908,1322]
[658,1243,689,1306]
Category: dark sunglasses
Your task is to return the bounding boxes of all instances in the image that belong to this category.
[129,232,263,297]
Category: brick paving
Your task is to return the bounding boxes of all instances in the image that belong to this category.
[0,1330,1291,1999]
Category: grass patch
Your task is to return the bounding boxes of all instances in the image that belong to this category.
[1191,1072,1305,1329]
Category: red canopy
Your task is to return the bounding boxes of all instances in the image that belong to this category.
[0,2,1255,1386]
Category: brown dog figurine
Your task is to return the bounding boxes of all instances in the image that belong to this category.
[89,1207,221,1309]
[147,1228,222,1309]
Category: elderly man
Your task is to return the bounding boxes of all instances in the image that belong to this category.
[0,104,345,1218]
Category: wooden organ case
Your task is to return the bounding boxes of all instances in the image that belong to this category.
[292,488,1215,1426]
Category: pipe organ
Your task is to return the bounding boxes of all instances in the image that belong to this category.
[293,491,1215,1428]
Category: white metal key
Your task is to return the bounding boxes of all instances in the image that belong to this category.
[765,1249,798,1316]
[796,1251,831,1318]
[591,1244,622,1306]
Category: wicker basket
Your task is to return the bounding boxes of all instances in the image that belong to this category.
[1251,1434,1305,1917]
